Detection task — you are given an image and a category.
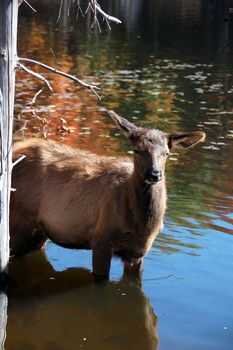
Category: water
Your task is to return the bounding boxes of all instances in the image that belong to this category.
[2,0,233,349]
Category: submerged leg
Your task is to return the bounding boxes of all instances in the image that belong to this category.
[10,220,35,255]
[124,258,143,277]
[10,209,47,255]
[24,224,48,253]
[92,245,112,281]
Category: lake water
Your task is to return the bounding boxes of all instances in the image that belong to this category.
[2,0,233,349]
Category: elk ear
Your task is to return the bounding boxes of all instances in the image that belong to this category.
[108,110,138,138]
[168,131,206,149]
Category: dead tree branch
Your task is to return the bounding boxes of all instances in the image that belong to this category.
[17,57,101,99]
[12,155,26,169]
[18,0,37,13]
[29,89,43,105]
[86,0,122,30]
[18,63,53,92]
[90,0,121,25]
[57,0,64,23]
[68,1,122,30]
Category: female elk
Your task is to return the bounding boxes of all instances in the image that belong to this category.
[10,111,205,279]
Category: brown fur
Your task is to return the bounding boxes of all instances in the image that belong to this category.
[10,111,205,278]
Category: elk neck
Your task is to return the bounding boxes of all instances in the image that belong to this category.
[127,167,167,233]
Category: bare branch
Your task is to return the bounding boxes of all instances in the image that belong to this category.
[18,0,37,12]
[18,63,53,92]
[23,0,37,12]
[76,0,85,19]
[49,48,56,57]
[67,0,72,16]
[104,18,111,31]
[90,86,101,100]
[92,0,97,27]
[73,0,121,29]
[18,57,101,99]
[96,17,101,33]
[29,89,44,105]
[85,2,91,15]
[12,155,26,169]
[94,1,121,25]
[56,0,64,23]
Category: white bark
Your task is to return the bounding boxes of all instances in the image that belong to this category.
[0,0,18,274]
[0,292,7,350]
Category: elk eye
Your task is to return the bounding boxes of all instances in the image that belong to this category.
[165,151,170,156]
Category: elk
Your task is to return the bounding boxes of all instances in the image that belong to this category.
[10,111,205,279]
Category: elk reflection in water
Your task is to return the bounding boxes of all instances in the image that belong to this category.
[6,250,159,350]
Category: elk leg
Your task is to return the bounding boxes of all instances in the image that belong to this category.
[10,209,47,255]
[10,211,35,255]
[92,246,112,280]
[124,258,143,274]
[122,258,143,286]
[24,224,48,253]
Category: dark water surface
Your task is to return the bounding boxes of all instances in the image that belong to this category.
[3,0,233,349]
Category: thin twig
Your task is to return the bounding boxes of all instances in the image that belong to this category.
[67,0,72,16]
[63,0,121,29]
[23,0,37,12]
[104,18,111,31]
[29,89,43,105]
[12,155,26,169]
[94,1,121,25]
[76,0,85,19]
[18,63,53,92]
[18,57,101,99]
[85,2,91,15]
[88,0,121,29]
[11,153,26,190]
[88,0,96,28]
[50,47,56,57]
[96,17,101,33]
[57,0,64,23]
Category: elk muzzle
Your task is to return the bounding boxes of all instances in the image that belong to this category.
[145,169,162,184]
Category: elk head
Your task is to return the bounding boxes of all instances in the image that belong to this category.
[108,110,206,185]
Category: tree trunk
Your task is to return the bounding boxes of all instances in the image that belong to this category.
[0,292,7,349]
[0,0,18,276]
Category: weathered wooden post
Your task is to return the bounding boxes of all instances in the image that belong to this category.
[0,0,18,278]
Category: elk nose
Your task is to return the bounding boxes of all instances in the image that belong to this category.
[145,169,162,184]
